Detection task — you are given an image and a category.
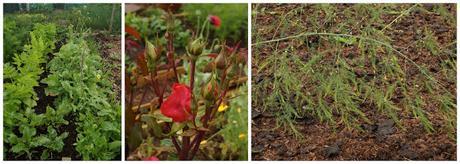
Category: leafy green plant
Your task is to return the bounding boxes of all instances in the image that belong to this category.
[3,23,70,159]
[4,4,122,160]
[3,14,48,62]
[43,31,121,160]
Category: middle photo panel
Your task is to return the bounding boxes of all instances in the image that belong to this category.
[124,3,249,161]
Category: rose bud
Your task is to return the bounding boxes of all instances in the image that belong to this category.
[201,78,219,100]
[146,40,159,62]
[215,52,227,70]
[187,38,205,57]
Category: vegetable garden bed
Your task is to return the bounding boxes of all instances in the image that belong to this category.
[3,4,122,160]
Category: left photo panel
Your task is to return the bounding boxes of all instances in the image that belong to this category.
[3,3,122,160]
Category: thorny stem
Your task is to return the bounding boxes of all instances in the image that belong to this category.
[166,32,179,83]
[149,72,160,97]
[136,86,148,112]
[189,42,241,159]
[171,135,181,152]
[179,58,197,160]
[168,122,181,153]
[189,63,231,160]
[127,75,135,111]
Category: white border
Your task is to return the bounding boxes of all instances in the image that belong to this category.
[248,2,253,162]
[121,2,126,161]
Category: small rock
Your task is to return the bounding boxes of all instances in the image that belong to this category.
[255,75,264,84]
[252,144,265,154]
[295,115,315,125]
[277,145,288,156]
[361,123,378,132]
[324,144,340,158]
[400,149,419,160]
[252,110,261,119]
[377,119,396,136]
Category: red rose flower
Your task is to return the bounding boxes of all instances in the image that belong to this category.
[144,156,159,161]
[208,15,221,28]
[160,83,192,122]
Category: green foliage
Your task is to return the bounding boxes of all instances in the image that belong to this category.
[125,10,191,49]
[3,23,69,159]
[3,14,48,62]
[219,85,248,160]
[182,4,248,45]
[43,32,121,160]
[52,4,122,34]
[4,9,121,159]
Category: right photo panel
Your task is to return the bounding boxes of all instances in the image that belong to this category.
[252,4,456,160]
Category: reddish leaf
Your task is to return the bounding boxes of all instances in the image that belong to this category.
[125,38,141,50]
[207,53,218,58]
[135,50,148,76]
[125,25,141,41]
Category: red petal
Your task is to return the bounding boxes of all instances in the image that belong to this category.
[160,83,192,122]
[209,15,221,28]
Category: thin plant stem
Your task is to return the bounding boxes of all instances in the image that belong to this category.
[253,32,451,96]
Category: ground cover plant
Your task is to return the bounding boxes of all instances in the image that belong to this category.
[125,4,248,160]
[252,4,456,160]
[3,3,121,160]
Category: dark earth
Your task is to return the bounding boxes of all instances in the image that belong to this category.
[252,4,456,160]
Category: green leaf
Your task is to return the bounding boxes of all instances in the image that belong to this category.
[41,150,49,160]
[35,135,51,145]
[101,121,118,132]
[109,141,121,151]
[11,143,27,153]
[20,125,36,141]
[168,122,185,136]
[153,110,172,122]
[180,129,197,137]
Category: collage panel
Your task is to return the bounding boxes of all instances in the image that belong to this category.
[3,3,122,160]
[124,4,248,160]
[252,3,456,160]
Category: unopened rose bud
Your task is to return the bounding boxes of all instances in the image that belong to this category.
[215,52,227,70]
[187,38,205,57]
[146,40,159,62]
[201,78,219,100]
